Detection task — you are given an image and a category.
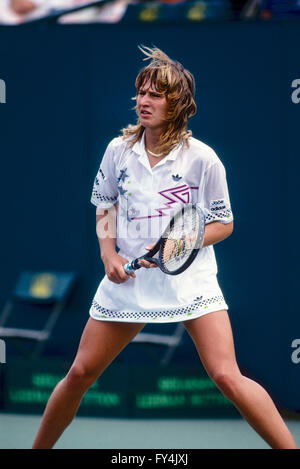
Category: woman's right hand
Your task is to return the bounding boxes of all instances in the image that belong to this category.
[101,251,136,284]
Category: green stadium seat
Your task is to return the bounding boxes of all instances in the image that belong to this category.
[0,271,76,358]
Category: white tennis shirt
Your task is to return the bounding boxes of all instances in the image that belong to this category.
[89,132,233,323]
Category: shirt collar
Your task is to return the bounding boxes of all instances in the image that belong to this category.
[132,131,182,166]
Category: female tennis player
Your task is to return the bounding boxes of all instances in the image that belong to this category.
[32,47,297,449]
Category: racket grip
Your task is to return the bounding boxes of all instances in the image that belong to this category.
[123,259,141,274]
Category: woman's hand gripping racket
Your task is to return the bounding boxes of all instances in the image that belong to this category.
[123,204,205,276]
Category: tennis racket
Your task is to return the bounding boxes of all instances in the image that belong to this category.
[123,204,205,276]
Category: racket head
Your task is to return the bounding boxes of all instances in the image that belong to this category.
[157,204,205,275]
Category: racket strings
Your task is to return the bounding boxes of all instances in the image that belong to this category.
[162,208,200,272]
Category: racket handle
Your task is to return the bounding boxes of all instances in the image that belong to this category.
[123,259,141,274]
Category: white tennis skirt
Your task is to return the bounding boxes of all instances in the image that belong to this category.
[89,249,228,324]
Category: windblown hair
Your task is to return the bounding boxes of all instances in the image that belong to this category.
[122,46,197,155]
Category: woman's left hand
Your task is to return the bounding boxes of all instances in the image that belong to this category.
[138,244,158,269]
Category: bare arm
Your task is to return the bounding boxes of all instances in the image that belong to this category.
[96,205,136,283]
[202,221,233,247]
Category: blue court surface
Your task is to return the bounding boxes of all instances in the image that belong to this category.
[1,413,300,449]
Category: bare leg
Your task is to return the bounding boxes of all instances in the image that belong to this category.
[32,318,145,449]
[183,310,297,449]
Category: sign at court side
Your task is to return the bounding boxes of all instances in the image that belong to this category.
[0,79,6,103]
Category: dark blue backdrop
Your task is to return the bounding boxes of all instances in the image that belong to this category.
[0,18,299,410]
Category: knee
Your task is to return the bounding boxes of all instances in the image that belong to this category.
[210,370,242,401]
[65,363,98,391]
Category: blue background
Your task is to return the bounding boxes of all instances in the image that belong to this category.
[0,18,299,410]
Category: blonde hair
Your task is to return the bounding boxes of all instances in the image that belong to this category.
[122,46,197,155]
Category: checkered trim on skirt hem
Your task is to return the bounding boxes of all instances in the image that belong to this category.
[89,295,227,323]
